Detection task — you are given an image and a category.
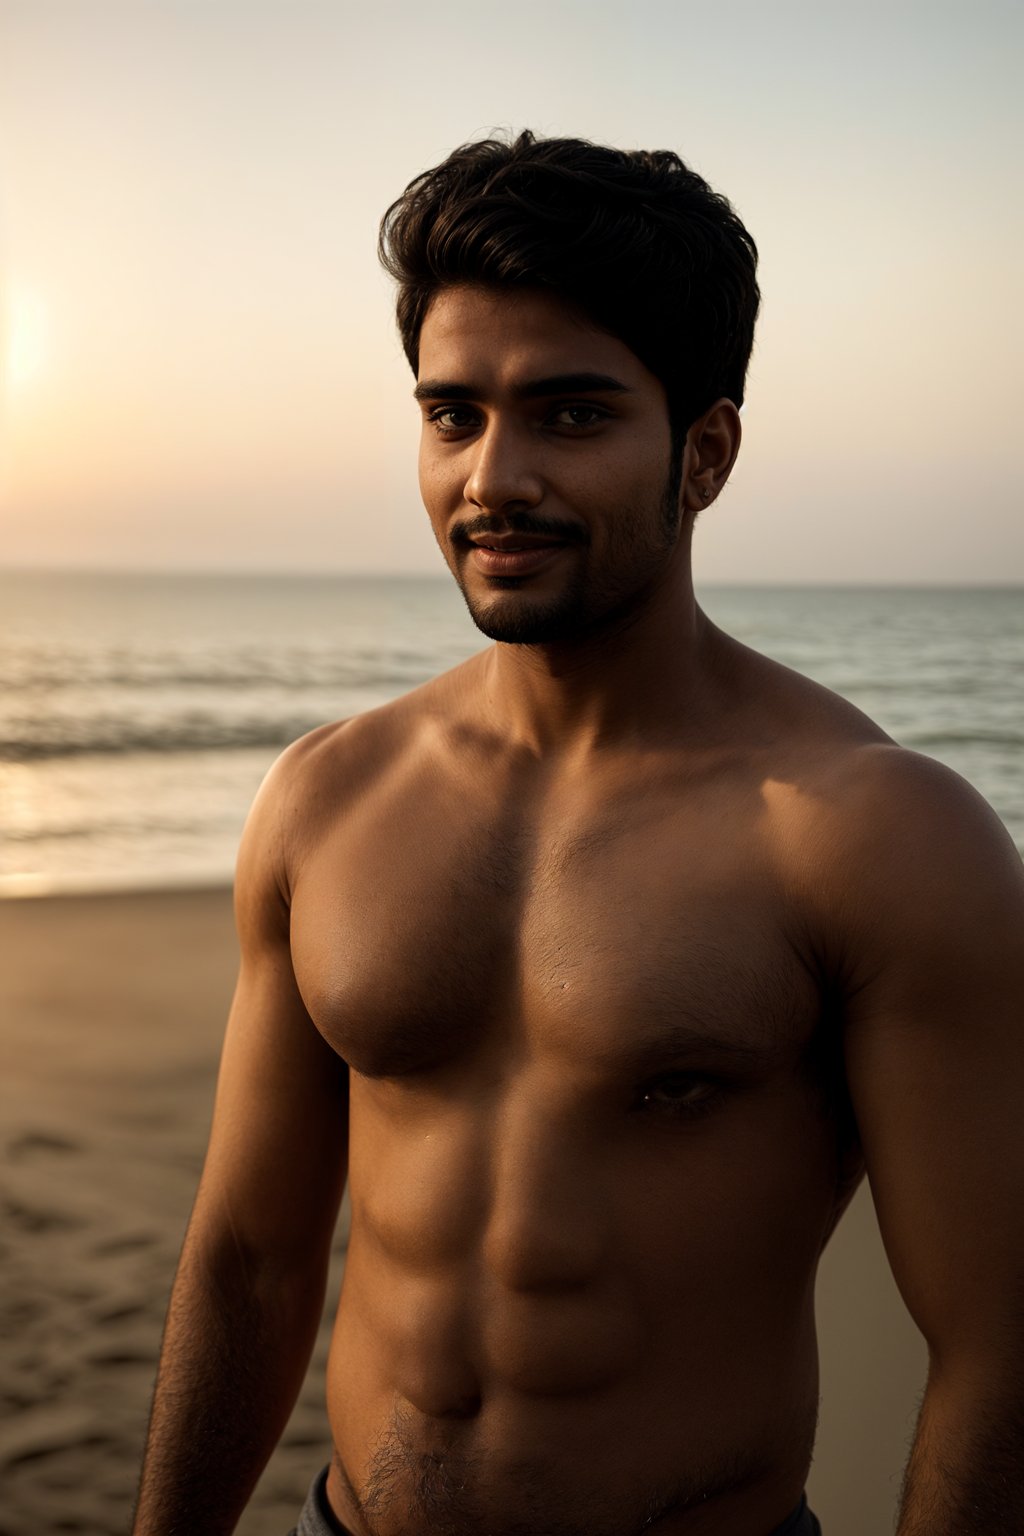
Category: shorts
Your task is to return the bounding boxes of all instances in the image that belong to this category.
[288,1466,354,1536]
[287,1466,822,1534]
[774,1494,823,1535]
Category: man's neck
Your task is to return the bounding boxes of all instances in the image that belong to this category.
[478,561,723,762]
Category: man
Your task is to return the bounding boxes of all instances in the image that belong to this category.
[133,133,1024,1536]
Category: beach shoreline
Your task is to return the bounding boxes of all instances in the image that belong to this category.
[0,887,924,1536]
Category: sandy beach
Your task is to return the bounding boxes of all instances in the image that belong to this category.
[0,888,926,1536]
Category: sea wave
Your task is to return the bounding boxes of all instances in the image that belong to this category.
[903,728,1024,750]
[0,717,324,761]
[1,658,434,692]
[5,815,217,843]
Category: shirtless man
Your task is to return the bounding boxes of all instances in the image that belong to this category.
[133,133,1024,1536]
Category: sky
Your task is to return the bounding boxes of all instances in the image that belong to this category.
[0,0,1020,583]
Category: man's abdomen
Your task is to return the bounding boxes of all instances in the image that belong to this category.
[323,1227,820,1536]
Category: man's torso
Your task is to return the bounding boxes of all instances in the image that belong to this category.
[280,643,878,1536]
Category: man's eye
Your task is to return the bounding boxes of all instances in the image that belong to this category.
[427,407,477,434]
[638,1074,721,1120]
[550,404,606,429]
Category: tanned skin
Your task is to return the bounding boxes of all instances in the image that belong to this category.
[134,286,1024,1536]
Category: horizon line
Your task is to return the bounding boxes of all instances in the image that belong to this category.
[1,564,1022,591]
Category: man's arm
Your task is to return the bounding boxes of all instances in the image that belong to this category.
[823,747,1024,1534]
[133,744,349,1536]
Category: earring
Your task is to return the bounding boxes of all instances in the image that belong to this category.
[701,488,711,500]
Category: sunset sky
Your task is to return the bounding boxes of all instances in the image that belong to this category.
[0,0,1020,582]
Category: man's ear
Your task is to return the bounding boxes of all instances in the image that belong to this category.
[682,399,743,513]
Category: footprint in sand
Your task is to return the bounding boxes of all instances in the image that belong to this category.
[7,1132,81,1161]
[91,1232,156,1257]
[91,1301,146,1325]
[1,1195,83,1234]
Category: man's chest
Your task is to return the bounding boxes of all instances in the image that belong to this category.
[287,770,821,1079]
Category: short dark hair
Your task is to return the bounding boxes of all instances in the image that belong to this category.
[378,130,760,443]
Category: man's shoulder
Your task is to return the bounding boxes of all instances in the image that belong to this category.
[267,707,401,797]
[722,634,1015,894]
[765,732,1022,954]
[247,656,486,847]
[734,641,992,848]
[783,737,1008,858]
[234,705,419,921]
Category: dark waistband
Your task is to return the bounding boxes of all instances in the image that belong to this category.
[295,1467,820,1536]
[295,1466,353,1536]
[770,1493,822,1536]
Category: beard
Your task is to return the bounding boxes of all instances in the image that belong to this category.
[463,565,594,644]
[451,463,684,647]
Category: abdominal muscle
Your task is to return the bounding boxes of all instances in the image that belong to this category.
[321,1160,822,1536]
[311,974,843,1536]
[325,1253,685,1536]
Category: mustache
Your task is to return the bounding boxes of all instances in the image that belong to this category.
[453,514,588,546]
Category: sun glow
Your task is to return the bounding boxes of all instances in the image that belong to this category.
[4,285,51,396]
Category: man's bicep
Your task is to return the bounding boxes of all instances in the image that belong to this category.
[839,756,1024,1367]
[191,748,349,1275]
[195,949,349,1266]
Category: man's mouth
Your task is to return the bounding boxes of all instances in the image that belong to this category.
[466,536,570,577]
[468,532,567,552]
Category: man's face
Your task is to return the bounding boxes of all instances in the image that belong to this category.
[415,285,685,645]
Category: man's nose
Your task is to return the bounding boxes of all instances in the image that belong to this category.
[463,420,543,514]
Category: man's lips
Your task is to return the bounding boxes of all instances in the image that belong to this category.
[467,536,569,577]
[454,524,577,576]
[467,532,568,550]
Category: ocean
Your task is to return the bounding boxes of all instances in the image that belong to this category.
[1,572,1021,897]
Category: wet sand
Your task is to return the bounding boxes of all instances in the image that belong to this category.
[0,889,925,1536]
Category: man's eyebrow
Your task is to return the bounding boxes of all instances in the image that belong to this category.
[413,372,634,403]
[413,380,478,402]
[518,372,634,399]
